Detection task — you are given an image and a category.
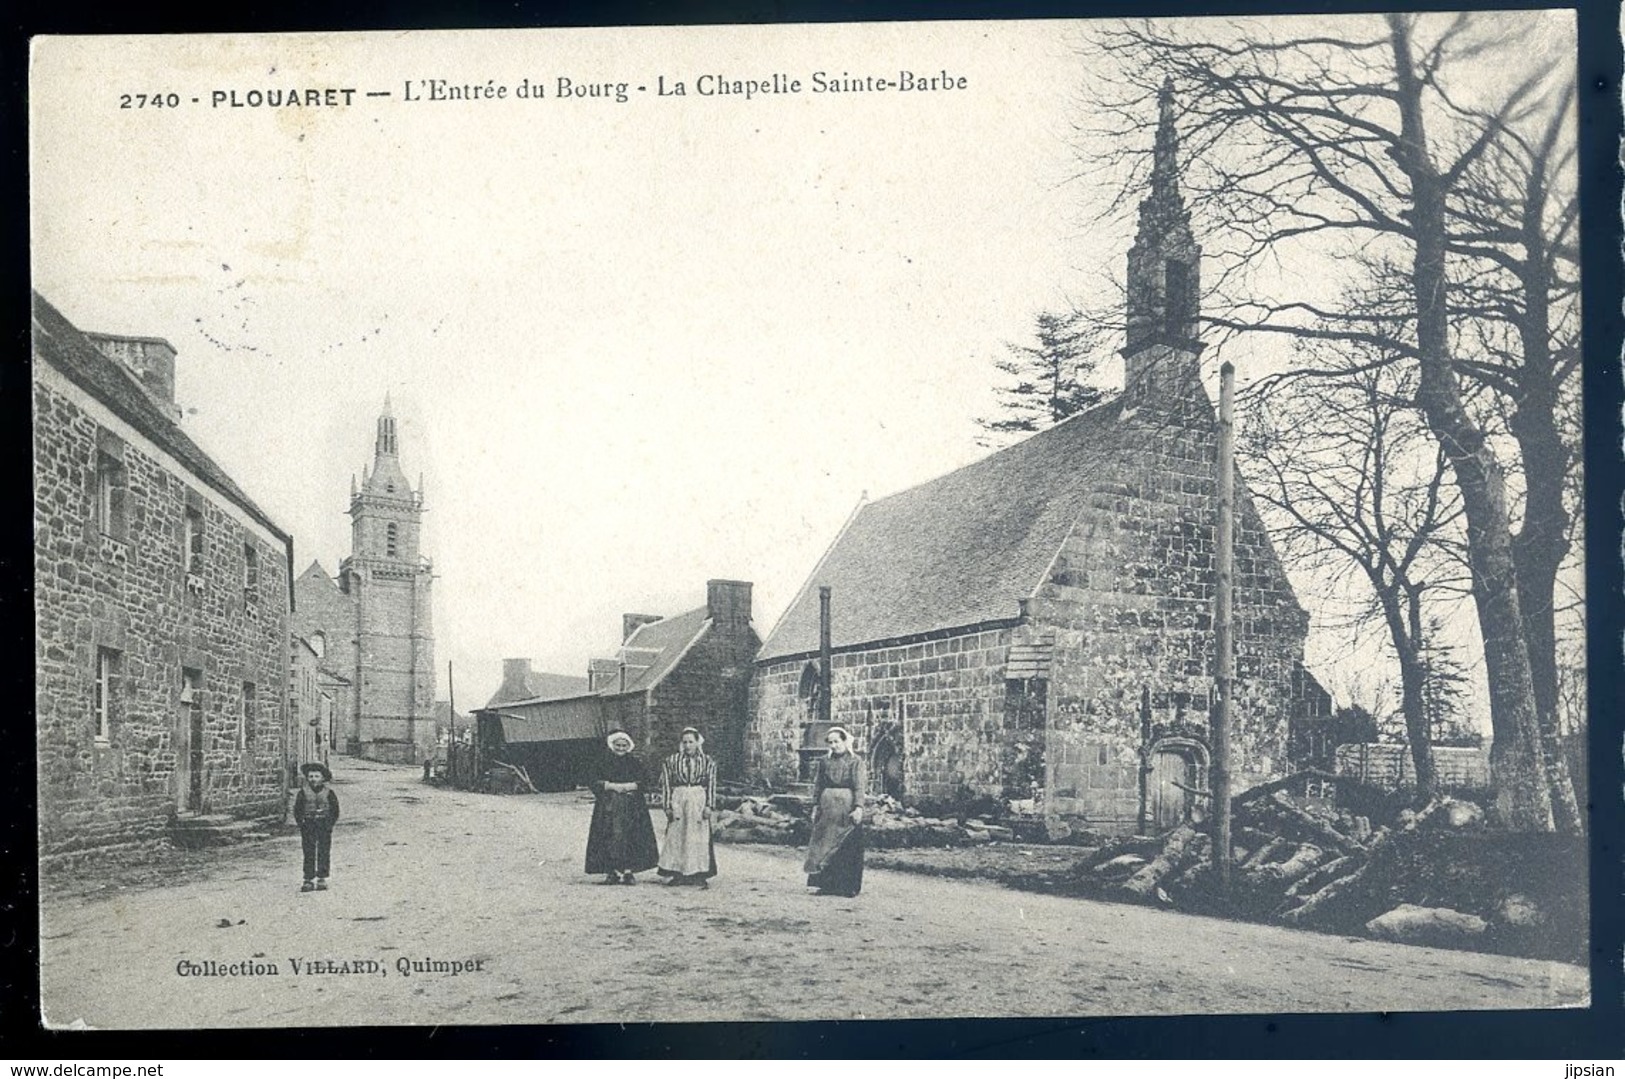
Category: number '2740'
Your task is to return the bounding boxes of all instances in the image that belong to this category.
[120,93,181,108]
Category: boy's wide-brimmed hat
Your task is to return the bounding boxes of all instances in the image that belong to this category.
[301,761,332,781]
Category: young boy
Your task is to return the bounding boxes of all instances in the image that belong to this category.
[293,762,340,892]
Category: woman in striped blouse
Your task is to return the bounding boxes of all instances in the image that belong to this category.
[657,727,719,888]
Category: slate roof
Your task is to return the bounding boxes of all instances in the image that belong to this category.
[485,670,592,709]
[433,700,470,728]
[493,606,713,714]
[32,292,291,544]
[757,399,1140,662]
[617,607,710,693]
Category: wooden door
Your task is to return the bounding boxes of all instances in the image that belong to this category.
[1150,748,1190,832]
[179,669,204,811]
[187,705,204,811]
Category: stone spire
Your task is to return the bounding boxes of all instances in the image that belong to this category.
[376,394,398,458]
[1122,79,1204,398]
[1136,79,1190,245]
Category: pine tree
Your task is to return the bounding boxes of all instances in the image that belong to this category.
[976,310,1106,447]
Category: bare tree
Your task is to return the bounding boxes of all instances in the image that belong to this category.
[1077,13,1579,830]
[1443,80,1584,830]
[1245,338,1467,802]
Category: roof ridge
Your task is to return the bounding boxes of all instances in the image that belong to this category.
[756,396,1134,663]
[622,604,707,647]
[862,396,1123,511]
[759,492,870,648]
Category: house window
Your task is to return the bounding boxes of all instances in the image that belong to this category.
[385,522,399,558]
[241,682,257,747]
[95,452,128,540]
[183,506,204,575]
[181,667,204,707]
[94,648,119,741]
[243,543,259,597]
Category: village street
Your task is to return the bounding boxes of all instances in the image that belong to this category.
[40,761,1587,1030]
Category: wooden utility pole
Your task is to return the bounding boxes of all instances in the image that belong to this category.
[448,660,456,742]
[818,586,833,726]
[1213,360,1237,892]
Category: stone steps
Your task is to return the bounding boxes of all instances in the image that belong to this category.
[169,814,279,849]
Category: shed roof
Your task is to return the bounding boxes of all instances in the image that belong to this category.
[487,697,607,743]
[757,399,1138,661]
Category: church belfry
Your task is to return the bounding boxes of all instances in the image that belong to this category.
[337,395,437,764]
[1123,80,1205,402]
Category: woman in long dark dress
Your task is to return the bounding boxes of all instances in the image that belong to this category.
[803,726,866,897]
[584,730,660,885]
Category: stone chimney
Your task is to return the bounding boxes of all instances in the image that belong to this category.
[622,613,662,642]
[87,333,181,424]
[707,579,753,634]
[497,658,533,703]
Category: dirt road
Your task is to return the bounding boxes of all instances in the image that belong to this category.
[39,760,1588,1029]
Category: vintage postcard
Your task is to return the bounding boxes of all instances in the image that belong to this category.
[30,14,1593,1030]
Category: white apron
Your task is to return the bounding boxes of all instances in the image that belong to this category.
[659,784,714,876]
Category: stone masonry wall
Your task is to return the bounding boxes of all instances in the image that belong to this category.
[291,571,358,750]
[35,376,290,865]
[644,622,759,781]
[1032,404,1307,833]
[750,626,1017,804]
[352,565,436,763]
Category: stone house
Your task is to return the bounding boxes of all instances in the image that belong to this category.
[291,399,437,764]
[749,92,1321,835]
[290,634,335,770]
[475,580,760,786]
[33,292,294,865]
[485,658,589,708]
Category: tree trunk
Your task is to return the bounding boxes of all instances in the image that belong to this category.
[1381,587,1439,804]
[1386,14,1554,831]
[1505,220,1583,834]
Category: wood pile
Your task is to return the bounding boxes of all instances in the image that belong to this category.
[1074,773,1514,943]
[713,794,1021,849]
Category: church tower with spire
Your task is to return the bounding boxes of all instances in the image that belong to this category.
[337,396,437,763]
[1122,80,1206,406]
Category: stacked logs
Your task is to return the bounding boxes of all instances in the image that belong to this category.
[1078,776,1493,937]
[712,794,1021,849]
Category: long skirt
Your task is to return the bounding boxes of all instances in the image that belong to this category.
[804,787,864,896]
[658,785,718,880]
[584,791,659,875]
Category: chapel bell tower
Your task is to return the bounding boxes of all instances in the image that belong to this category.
[1122,80,1205,404]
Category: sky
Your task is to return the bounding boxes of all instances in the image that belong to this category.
[30,16,1580,716]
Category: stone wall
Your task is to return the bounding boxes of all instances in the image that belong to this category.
[751,626,1019,803]
[291,569,358,749]
[644,621,759,780]
[1032,408,1307,832]
[35,374,290,865]
[350,562,436,763]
